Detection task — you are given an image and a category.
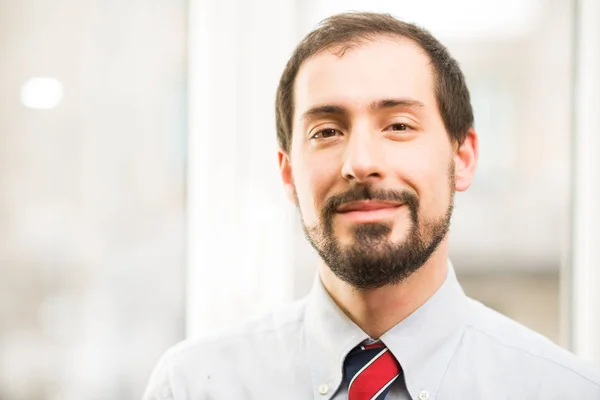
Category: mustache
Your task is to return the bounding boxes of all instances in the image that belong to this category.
[322,185,419,218]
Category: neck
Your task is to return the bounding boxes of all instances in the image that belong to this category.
[319,240,449,339]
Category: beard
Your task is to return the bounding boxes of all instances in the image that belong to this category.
[298,168,455,290]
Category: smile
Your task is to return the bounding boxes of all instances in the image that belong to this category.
[336,201,404,223]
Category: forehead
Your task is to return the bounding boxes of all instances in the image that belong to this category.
[293,37,436,120]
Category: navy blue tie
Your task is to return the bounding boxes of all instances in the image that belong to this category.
[343,341,401,399]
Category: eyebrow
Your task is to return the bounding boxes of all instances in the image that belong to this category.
[301,105,348,122]
[369,98,426,111]
[300,97,426,123]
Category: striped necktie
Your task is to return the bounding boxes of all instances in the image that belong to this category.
[343,341,401,400]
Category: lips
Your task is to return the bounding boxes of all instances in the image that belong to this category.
[336,200,402,213]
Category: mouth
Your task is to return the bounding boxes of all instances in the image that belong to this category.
[336,200,404,223]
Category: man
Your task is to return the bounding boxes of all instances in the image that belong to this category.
[144,12,600,399]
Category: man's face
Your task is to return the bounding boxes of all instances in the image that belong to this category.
[280,37,465,289]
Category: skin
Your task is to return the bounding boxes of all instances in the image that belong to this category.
[278,36,479,339]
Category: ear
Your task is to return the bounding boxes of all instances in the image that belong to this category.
[454,128,479,192]
[278,149,297,204]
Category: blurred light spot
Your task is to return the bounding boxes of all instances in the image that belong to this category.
[20,77,64,110]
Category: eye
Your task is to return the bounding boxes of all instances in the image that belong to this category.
[311,128,342,140]
[386,123,411,132]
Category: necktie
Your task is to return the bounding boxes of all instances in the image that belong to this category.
[343,341,401,400]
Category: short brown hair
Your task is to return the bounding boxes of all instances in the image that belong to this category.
[275,12,474,154]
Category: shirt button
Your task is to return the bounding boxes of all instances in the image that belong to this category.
[318,383,329,395]
[418,390,430,400]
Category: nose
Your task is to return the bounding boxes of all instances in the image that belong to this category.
[341,131,385,183]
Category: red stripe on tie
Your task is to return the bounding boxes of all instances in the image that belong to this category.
[348,349,400,400]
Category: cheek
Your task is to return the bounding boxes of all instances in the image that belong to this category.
[292,153,341,222]
[389,143,451,215]
[418,163,453,217]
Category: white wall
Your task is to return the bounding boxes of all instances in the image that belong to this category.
[186,0,300,338]
[570,0,600,364]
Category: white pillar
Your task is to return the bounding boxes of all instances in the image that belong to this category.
[570,0,600,365]
[186,0,300,338]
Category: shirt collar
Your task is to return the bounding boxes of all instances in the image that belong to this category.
[304,260,470,400]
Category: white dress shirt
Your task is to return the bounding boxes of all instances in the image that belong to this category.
[143,262,600,399]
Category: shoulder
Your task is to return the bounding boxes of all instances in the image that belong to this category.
[460,297,600,393]
[168,296,307,364]
[143,298,308,399]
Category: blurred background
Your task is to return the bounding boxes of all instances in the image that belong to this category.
[1,0,599,399]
